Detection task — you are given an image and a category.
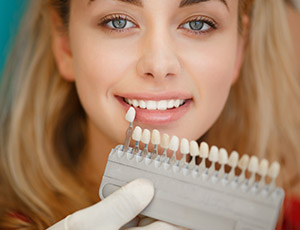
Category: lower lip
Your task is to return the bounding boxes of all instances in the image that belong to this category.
[117,97,192,125]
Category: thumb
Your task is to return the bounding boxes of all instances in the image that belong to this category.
[50,178,155,230]
[97,178,155,228]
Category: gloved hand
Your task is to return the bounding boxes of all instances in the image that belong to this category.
[48,178,186,230]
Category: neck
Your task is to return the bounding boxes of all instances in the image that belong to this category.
[80,120,118,201]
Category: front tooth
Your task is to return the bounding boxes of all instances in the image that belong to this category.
[132,99,139,107]
[174,99,180,108]
[139,100,146,109]
[167,100,175,109]
[157,100,167,110]
[146,100,157,110]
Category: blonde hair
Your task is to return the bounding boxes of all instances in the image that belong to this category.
[0,0,299,228]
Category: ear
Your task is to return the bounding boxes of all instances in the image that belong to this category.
[50,10,75,82]
[232,15,250,84]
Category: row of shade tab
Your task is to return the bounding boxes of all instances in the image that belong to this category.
[123,107,280,192]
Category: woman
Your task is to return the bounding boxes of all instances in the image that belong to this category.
[0,0,299,229]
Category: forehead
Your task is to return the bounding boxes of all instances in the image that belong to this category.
[87,0,229,9]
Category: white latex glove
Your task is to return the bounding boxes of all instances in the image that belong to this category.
[48,178,186,230]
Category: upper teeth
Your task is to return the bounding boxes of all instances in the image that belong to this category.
[124,98,186,110]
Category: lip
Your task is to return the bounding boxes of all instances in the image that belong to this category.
[118,92,193,101]
[116,93,192,125]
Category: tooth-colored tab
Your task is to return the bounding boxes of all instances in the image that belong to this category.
[169,136,179,151]
[209,145,219,162]
[180,138,189,154]
[146,100,157,110]
[218,148,228,165]
[189,141,199,157]
[151,129,160,145]
[238,154,249,170]
[125,107,136,122]
[228,151,239,167]
[199,142,209,158]
[267,161,280,179]
[141,129,151,144]
[248,156,259,173]
[258,159,269,177]
[132,126,142,141]
[161,134,170,149]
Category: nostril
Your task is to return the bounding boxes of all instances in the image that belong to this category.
[145,73,154,77]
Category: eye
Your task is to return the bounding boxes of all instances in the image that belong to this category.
[101,16,136,30]
[180,18,216,33]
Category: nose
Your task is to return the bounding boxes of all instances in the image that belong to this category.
[136,31,181,80]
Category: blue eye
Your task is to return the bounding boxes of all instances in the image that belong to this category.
[104,17,135,30]
[182,20,212,32]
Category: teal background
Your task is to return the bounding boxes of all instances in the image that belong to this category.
[0,1,27,75]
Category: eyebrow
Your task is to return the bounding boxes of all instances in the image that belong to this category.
[88,0,228,9]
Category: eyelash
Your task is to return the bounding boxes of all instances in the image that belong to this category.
[99,15,136,33]
[98,14,218,35]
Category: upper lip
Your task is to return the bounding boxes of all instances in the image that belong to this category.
[116,92,193,100]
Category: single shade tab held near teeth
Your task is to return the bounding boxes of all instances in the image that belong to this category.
[123,107,136,152]
[125,107,136,123]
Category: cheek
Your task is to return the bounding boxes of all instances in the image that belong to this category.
[179,36,238,138]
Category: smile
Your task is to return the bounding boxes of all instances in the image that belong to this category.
[123,98,186,110]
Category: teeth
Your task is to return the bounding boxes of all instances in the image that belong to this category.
[124,98,186,110]
[157,100,168,110]
[146,101,156,110]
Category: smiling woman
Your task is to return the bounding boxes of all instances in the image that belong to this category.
[0,0,299,229]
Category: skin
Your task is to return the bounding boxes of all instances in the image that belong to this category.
[51,0,245,193]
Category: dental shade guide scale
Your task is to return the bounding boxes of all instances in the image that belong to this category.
[100,107,285,230]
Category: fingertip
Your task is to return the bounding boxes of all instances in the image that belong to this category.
[128,178,155,203]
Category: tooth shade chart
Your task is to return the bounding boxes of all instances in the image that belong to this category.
[126,125,280,185]
[124,108,280,186]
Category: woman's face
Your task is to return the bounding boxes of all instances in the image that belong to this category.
[54,0,244,146]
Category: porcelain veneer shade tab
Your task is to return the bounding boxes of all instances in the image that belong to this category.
[189,141,199,157]
[132,126,142,141]
[151,129,160,145]
[125,107,136,123]
[199,142,209,158]
[141,129,151,144]
[180,138,190,155]
[161,134,170,149]
[169,136,179,152]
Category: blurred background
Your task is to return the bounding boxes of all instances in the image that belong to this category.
[0,1,26,75]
